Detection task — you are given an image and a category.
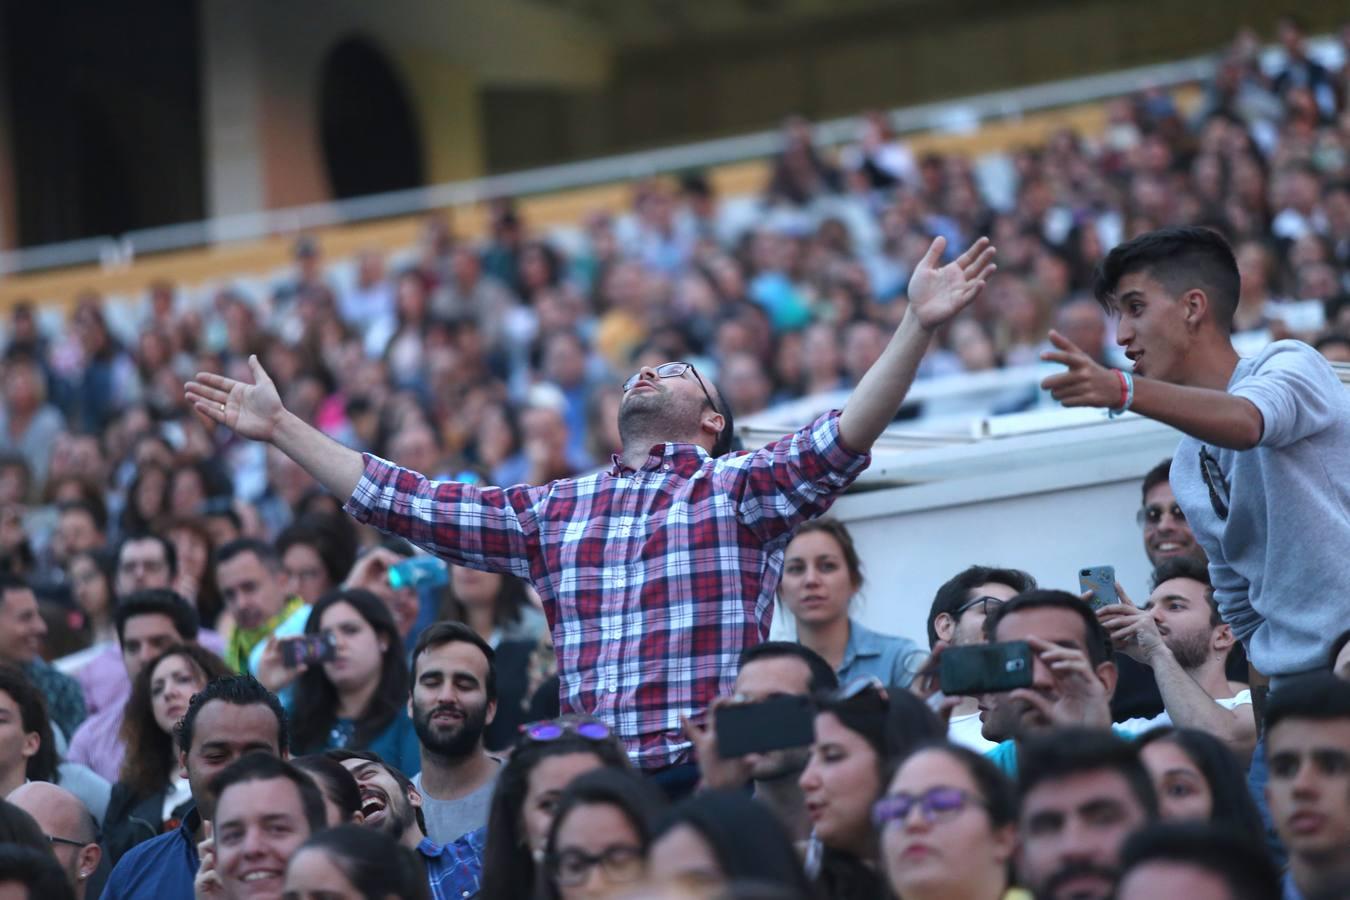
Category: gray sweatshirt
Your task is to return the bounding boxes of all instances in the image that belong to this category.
[1170,340,1350,676]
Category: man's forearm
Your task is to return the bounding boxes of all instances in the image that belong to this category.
[272,411,367,500]
[1148,647,1256,758]
[1130,379,1263,450]
[839,313,932,452]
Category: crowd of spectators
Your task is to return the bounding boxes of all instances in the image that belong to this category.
[0,15,1347,900]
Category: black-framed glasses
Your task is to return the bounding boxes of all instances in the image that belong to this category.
[46,834,88,849]
[953,595,1007,620]
[548,844,644,886]
[872,786,985,829]
[622,362,717,411]
[520,718,613,744]
[1198,446,1230,521]
[1136,502,1186,528]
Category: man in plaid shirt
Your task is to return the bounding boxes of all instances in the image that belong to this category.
[187,236,996,779]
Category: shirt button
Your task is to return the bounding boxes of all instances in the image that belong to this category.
[663,464,672,471]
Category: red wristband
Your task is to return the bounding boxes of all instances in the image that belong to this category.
[1114,369,1129,411]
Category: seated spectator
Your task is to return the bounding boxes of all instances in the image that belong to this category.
[477,717,632,900]
[193,752,326,900]
[215,539,304,673]
[0,353,65,487]
[1264,674,1350,900]
[799,681,938,900]
[684,641,836,842]
[1136,727,1265,837]
[275,514,355,604]
[0,666,109,824]
[67,590,204,782]
[269,589,420,775]
[1116,822,1280,900]
[540,768,667,900]
[0,575,85,741]
[777,520,922,687]
[1016,728,1159,900]
[925,564,1036,752]
[100,675,288,900]
[1101,559,1256,762]
[284,824,431,900]
[978,590,1118,774]
[291,754,364,827]
[876,742,1019,900]
[63,549,117,648]
[328,749,487,900]
[648,789,816,896]
[1136,459,1206,569]
[8,782,101,900]
[407,623,502,844]
[103,644,232,864]
[444,565,547,650]
[0,844,76,900]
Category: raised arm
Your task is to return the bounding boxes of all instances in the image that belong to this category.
[838,236,996,452]
[185,356,366,498]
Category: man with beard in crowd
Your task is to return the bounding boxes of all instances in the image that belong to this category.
[187,236,996,791]
[406,622,501,844]
[329,749,486,899]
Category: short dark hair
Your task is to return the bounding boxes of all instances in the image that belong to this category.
[707,378,736,458]
[297,825,431,900]
[214,537,280,571]
[737,641,839,694]
[410,621,497,702]
[274,516,356,588]
[292,755,363,823]
[0,844,76,900]
[1264,673,1350,737]
[176,675,288,755]
[56,497,107,534]
[209,752,327,835]
[323,749,429,837]
[1094,226,1240,330]
[1140,458,1173,504]
[0,574,32,604]
[115,532,178,579]
[1018,727,1158,819]
[984,589,1114,668]
[544,768,667,893]
[113,589,200,646]
[927,565,1037,647]
[1119,822,1280,900]
[0,801,48,851]
[0,667,56,783]
[1149,558,1220,626]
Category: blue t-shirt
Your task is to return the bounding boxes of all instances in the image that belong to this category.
[986,726,1137,778]
[100,806,200,899]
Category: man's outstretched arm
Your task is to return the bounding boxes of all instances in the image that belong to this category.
[838,236,996,453]
[185,355,366,499]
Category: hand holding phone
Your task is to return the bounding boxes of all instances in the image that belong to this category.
[938,641,1034,696]
[280,632,337,669]
[715,695,815,758]
[1078,565,1118,611]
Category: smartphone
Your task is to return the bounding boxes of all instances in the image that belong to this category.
[281,632,337,668]
[716,695,815,758]
[388,557,449,590]
[939,641,1034,696]
[1078,565,1119,611]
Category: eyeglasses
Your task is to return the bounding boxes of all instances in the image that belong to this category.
[46,834,88,850]
[872,787,984,829]
[520,718,613,744]
[549,845,644,886]
[952,595,1007,619]
[1137,502,1186,528]
[1198,446,1229,521]
[622,362,717,411]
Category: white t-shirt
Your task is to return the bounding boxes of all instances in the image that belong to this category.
[1114,689,1253,737]
[947,711,998,753]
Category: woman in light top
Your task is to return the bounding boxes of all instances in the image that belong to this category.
[778,518,922,687]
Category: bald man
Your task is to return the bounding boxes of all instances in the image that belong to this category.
[9,782,101,899]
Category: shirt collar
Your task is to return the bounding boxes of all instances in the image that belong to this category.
[608,442,710,476]
[843,620,885,664]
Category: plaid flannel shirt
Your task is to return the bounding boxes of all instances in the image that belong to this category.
[345,409,869,769]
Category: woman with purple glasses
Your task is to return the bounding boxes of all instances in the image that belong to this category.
[877,742,1026,900]
[477,717,632,900]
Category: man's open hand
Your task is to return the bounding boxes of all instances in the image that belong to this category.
[907,236,997,331]
[185,355,287,442]
[1040,331,1122,408]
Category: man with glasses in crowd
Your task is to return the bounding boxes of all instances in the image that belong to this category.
[8,782,102,900]
[187,236,997,794]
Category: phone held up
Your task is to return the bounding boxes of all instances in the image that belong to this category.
[938,641,1034,696]
[715,695,815,758]
[281,632,338,669]
[1078,565,1119,611]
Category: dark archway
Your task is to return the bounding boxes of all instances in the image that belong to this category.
[318,37,425,200]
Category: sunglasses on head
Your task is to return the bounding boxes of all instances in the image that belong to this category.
[520,718,613,744]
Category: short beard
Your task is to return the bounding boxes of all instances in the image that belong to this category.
[617,391,704,452]
[1166,630,1213,671]
[412,700,488,760]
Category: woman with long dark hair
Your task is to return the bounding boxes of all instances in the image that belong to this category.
[285,823,430,900]
[103,644,232,864]
[285,589,420,775]
[477,718,631,900]
[1137,726,1265,837]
